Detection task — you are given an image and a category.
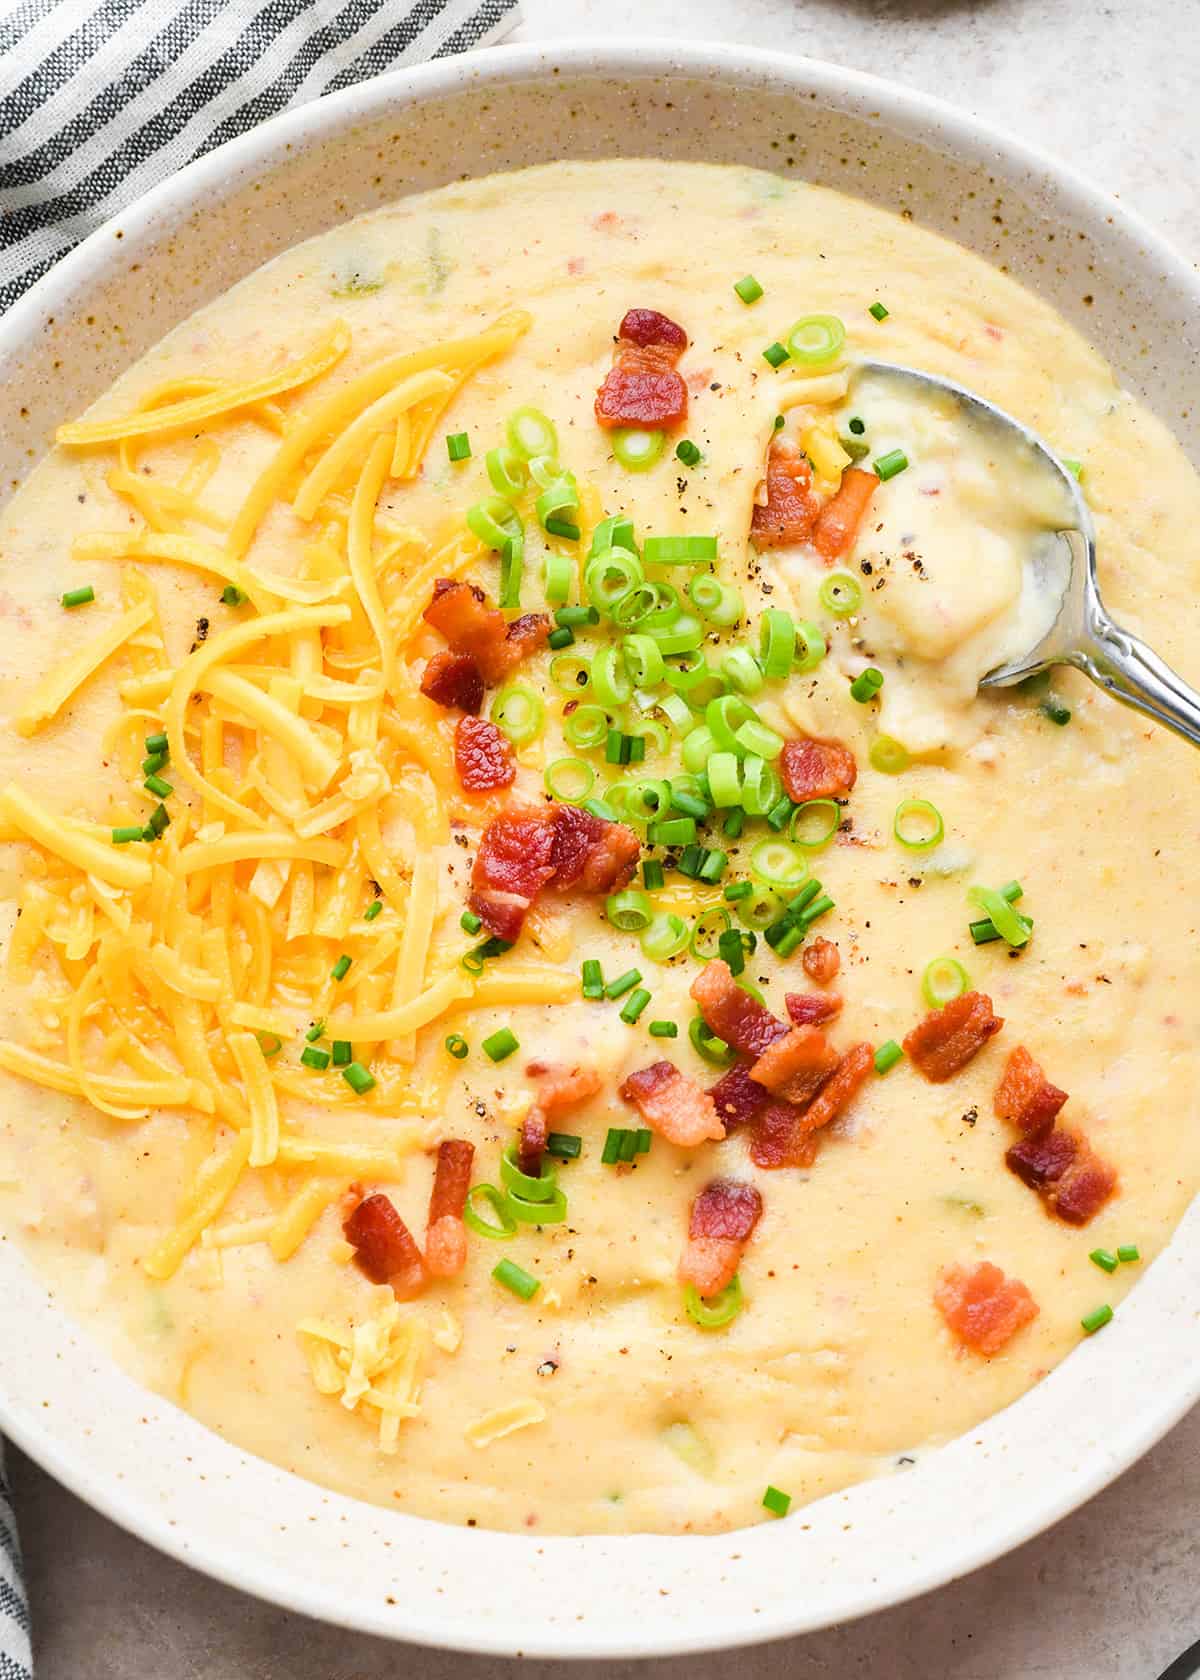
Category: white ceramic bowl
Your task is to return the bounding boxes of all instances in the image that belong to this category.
[2,40,1199,1661]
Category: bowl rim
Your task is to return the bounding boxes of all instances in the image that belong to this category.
[3,35,1200,1660]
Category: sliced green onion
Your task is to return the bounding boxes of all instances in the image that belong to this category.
[444,1033,469,1060]
[620,777,670,823]
[623,632,665,689]
[1117,1244,1141,1264]
[550,653,592,696]
[305,1020,326,1043]
[750,838,809,890]
[785,313,845,367]
[967,884,1031,948]
[642,859,666,890]
[690,906,731,962]
[144,732,168,754]
[869,301,889,321]
[676,439,702,468]
[556,604,600,627]
[641,913,690,963]
[562,703,608,749]
[759,608,796,678]
[1081,1304,1112,1335]
[874,448,908,481]
[363,899,383,922]
[818,573,862,616]
[547,623,574,650]
[734,274,764,304]
[684,1274,744,1328]
[546,1133,582,1161]
[735,885,788,932]
[1090,1248,1118,1274]
[680,725,717,775]
[220,585,246,606]
[601,1128,625,1165]
[111,825,145,844]
[717,926,746,976]
[687,573,743,626]
[698,848,727,884]
[688,1013,735,1067]
[500,1144,558,1205]
[669,777,710,819]
[922,956,970,1009]
[466,494,522,552]
[143,773,172,798]
[590,644,634,707]
[869,735,910,775]
[582,796,619,823]
[464,1184,517,1239]
[330,954,352,982]
[543,757,595,804]
[874,1040,904,1074]
[507,407,558,461]
[482,1027,520,1063]
[793,619,827,673]
[850,667,884,703]
[648,816,696,846]
[640,583,683,630]
[589,515,637,557]
[460,910,483,935]
[300,1045,330,1071]
[789,799,839,850]
[724,881,752,901]
[706,694,753,754]
[604,967,643,1001]
[649,1020,679,1039]
[490,684,544,745]
[607,888,653,932]
[445,431,471,464]
[740,756,781,818]
[706,752,742,809]
[581,959,604,999]
[620,987,652,1024]
[721,646,765,697]
[546,514,582,542]
[536,477,580,529]
[894,798,945,852]
[612,428,665,472]
[61,585,95,608]
[734,718,784,760]
[762,342,789,369]
[762,1485,791,1517]
[653,614,706,657]
[493,1258,540,1300]
[542,551,573,608]
[1039,695,1072,726]
[256,1033,283,1059]
[331,1040,352,1068]
[643,534,718,565]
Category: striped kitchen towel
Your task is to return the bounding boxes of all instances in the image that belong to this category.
[0,5,522,1664]
[0,0,522,312]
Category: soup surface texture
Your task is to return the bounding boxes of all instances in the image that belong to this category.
[1,160,1199,1537]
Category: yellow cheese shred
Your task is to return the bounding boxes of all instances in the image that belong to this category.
[464,1399,547,1449]
[142,1130,252,1280]
[14,599,153,737]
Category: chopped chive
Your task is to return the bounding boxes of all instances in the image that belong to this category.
[669,788,710,821]
[546,1132,582,1160]
[677,842,705,879]
[601,1128,624,1165]
[724,881,753,901]
[493,1258,540,1300]
[547,625,575,650]
[734,274,764,305]
[363,899,383,922]
[582,796,619,823]
[545,516,581,542]
[642,535,717,564]
[698,848,727,884]
[762,341,789,368]
[444,1033,469,1060]
[642,859,665,890]
[849,667,884,703]
[111,825,145,844]
[144,732,168,755]
[342,1060,376,1095]
[648,1020,678,1038]
[142,752,167,776]
[801,893,835,926]
[147,802,169,835]
[604,967,642,1001]
[873,448,908,481]
[305,1019,326,1042]
[1081,1304,1113,1335]
[143,773,172,798]
[1117,1244,1141,1263]
[848,416,865,436]
[762,1485,791,1518]
[555,605,600,627]
[61,585,95,608]
[874,1040,904,1074]
[868,301,889,321]
[765,796,794,832]
[618,1128,639,1162]
[220,585,247,606]
[635,1129,652,1154]
[1062,457,1083,480]
[446,431,471,462]
[1089,1248,1118,1274]
[256,1032,283,1059]
[460,910,483,935]
[771,924,805,960]
[300,1046,331,1071]
[331,1040,352,1067]
[1039,696,1072,726]
[772,414,785,431]
[676,439,702,468]
[620,987,652,1024]
[582,959,605,1000]
[722,809,745,839]
[482,1027,519,1063]
[717,927,746,976]
[330,954,351,982]
[648,817,696,846]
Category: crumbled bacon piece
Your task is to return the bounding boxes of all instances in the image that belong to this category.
[811,467,879,561]
[708,1061,769,1128]
[595,307,689,429]
[903,991,1004,1082]
[425,1139,474,1279]
[749,1024,840,1107]
[748,1100,820,1170]
[785,991,843,1025]
[454,714,515,793]
[779,735,857,803]
[750,440,821,549]
[801,937,840,985]
[994,1046,1069,1135]
[419,650,484,714]
[517,1107,548,1179]
[798,1043,874,1135]
[619,1060,724,1148]
[690,960,788,1059]
[343,1193,428,1299]
[1005,1129,1116,1225]
[1004,1127,1077,1189]
[519,1061,604,1174]
[547,804,639,895]
[935,1261,1039,1356]
[679,1177,763,1296]
[469,811,558,939]
[423,580,548,686]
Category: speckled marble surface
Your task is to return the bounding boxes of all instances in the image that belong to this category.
[16,2,1200,1675]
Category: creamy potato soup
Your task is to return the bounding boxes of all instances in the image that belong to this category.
[2,160,1199,1538]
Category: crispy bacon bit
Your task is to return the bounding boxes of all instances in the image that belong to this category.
[619,1060,724,1148]
[679,1177,763,1295]
[519,1062,604,1175]
[420,650,484,714]
[903,991,1004,1082]
[454,714,515,793]
[935,1261,1039,1356]
[811,467,880,561]
[517,1107,548,1178]
[1005,1129,1116,1225]
[708,1061,769,1128]
[801,937,840,985]
[994,1046,1068,1134]
[798,1043,874,1136]
[1004,1127,1077,1189]
[343,1193,428,1299]
[750,440,821,549]
[469,811,558,939]
[785,991,843,1025]
[690,960,788,1059]
[469,806,639,939]
[748,1101,820,1170]
[779,735,857,803]
[423,580,548,686]
[595,307,689,430]
[749,1024,840,1107]
[425,1139,474,1278]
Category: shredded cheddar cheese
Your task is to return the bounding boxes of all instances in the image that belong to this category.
[298,1299,439,1452]
[464,1399,547,1449]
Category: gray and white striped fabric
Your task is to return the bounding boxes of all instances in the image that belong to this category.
[0,4,522,1666]
[0,0,522,312]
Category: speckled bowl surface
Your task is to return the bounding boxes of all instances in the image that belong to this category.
[1,40,1199,1660]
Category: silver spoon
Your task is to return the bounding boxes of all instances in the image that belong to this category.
[855,361,1200,748]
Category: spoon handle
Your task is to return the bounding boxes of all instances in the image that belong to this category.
[1074,605,1200,750]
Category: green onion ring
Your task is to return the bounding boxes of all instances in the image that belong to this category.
[506,1184,568,1224]
[735,884,789,931]
[793,619,827,673]
[562,703,609,748]
[500,1144,558,1204]
[894,798,945,852]
[921,956,971,1009]
[690,906,732,962]
[486,446,528,500]
[721,646,766,696]
[607,887,654,932]
[507,407,559,461]
[869,735,911,775]
[789,799,840,850]
[542,552,573,607]
[684,1274,745,1329]
[623,632,666,689]
[590,644,633,708]
[612,427,666,471]
[749,838,809,890]
[759,608,796,678]
[621,778,671,825]
[785,314,846,367]
[466,495,523,553]
[967,884,1031,948]
[549,652,591,694]
[490,684,545,745]
[463,1183,517,1240]
[688,1013,736,1067]
[706,751,742,808]
[818,573,862,617]
[543,757,595,804]
[641,912,690,962]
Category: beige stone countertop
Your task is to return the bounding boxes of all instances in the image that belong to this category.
[15,0,1200,1674]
